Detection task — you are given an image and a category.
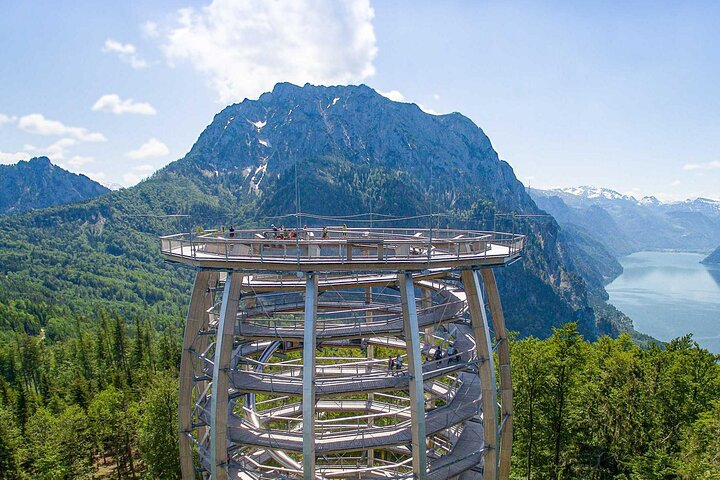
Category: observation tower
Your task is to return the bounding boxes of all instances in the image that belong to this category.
[160,226,525,480]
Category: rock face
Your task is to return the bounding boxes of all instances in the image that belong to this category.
[0,157,109,214]
[163,83,536,217]
[702,246,720,265]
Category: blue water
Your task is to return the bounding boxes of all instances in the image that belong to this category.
[606,251,720,353]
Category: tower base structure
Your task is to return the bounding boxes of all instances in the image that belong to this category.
[161,227,524,480]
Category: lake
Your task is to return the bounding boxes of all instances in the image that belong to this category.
[606,251,720,353]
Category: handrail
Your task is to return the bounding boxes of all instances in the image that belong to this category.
[159,227,525,268]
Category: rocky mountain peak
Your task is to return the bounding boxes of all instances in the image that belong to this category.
[161,82,529,215]
[27,155,53,166]
[0,156,109,215]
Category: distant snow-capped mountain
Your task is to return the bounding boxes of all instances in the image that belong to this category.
[529,186,720,255]
[553,186,633,201]
[539,186,720,211]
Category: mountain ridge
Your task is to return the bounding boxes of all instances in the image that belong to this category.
[0,83,640,341]
[702,245,720,265]
[538,185,720,208]
[0,156,110,215]
[530,186,720,255]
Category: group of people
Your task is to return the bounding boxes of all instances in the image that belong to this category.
[431,343,460,365]
[386,343,461,376]
[387,354,404,375]
[224,223,350,240]
[265,224,308,240]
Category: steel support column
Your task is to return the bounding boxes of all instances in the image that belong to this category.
[461,269,498,480]
[303,272,319,479]
[365,286,375,467]
[210,272,242,480]
[399,272,427,480]
[179,270,213,480]
[480,269,513,480]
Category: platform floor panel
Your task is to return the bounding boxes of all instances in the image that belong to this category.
[428,418,485,480]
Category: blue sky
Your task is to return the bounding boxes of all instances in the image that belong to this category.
[0,1,718,200]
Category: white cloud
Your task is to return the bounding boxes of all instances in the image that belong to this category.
[161,0,377,103]
[143,21,160,38]
[67,155,95,167]
[17,114,107,142]
[0,113,17,124]
[126,138,169,159]
[43,138,77,160]
[379,89,439,114]
[122,172,147,186]
[0,150,29,165]
[670,180,681,186]
[433,93,440,101]
[92,94,157,115]
[24,138,86,162]
[85,171,107,184]
[683,160,720,171]
[104,39,135,55]
[121,163,157,186]
[103,38,148,69]
[379,90,406,102]
[134,164,156,173]
[418,104,439,115]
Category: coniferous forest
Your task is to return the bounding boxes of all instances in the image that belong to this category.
[0,299,717,479]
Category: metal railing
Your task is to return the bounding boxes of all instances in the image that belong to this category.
[159,227,525,267]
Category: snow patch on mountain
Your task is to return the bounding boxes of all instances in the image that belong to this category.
[554,186,631,201]
[249,119,266,130]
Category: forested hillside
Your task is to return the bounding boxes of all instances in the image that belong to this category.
[0,313,717,479]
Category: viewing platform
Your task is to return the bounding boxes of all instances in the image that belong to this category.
[170,225,521,480]
[160,227,525,272]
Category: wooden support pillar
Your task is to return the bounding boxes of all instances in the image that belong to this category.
[480,269,513,480]
[210,272,242,480]
[399,272,427,480]
[179,270,212,480]
[461,269,498,480]
[303,273,319,480]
